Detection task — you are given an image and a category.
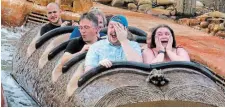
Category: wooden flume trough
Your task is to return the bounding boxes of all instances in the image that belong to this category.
[11,23,225,106]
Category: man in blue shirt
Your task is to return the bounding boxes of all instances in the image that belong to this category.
[85,15,143,72]
[65,15,143,97]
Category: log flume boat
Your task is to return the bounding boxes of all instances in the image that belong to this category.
[11,25,225,107]
[2,0,225,107]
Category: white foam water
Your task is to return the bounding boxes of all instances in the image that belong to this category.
[1,25,39,107]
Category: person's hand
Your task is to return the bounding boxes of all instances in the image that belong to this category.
[166,36,173,52]
[99,59,112,68]
[80,44,90,53]
[114,23,128,42]
[72,21,79,26]
[61,21,70,27]
[155,36,165,51]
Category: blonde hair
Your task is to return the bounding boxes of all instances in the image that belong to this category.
[89,7,107,27]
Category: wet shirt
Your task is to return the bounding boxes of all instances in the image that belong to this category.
[65,37,101,54]
[40,23,60,36]
[85,38,142,68]
[40,20,72,36]
[69,26,106,39]
[65,37,85,54]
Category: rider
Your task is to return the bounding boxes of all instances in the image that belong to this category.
[84,15,143,72]
[52,12,102,82]
[69,7,107,39]
[40,2,71,36]
[142,24,190,64]
[66,15,143,97]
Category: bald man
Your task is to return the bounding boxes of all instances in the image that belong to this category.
[40,2,71,36]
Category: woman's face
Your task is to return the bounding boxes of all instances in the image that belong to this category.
[155,27,172,47]
[97,15,104,30]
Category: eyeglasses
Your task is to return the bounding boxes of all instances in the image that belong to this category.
[78,25,91,30]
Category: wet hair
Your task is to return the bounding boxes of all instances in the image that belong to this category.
[89,7,107,27]
[147,27,155,38]
[148,27,155,33]
[150,24,176,48]
[79,12,99,27]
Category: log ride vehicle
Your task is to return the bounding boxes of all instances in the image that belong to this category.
[2,0,225,107]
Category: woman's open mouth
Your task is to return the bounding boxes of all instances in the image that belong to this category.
[160,38,169,44]
[161,40,168,44]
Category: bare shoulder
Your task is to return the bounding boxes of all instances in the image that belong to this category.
[142,47,151,53]
[176,47,189,54]
[142,48,155,56]
[176,47,190,61]
[142,48,155,64]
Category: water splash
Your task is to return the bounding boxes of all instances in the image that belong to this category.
[1,25,39,107]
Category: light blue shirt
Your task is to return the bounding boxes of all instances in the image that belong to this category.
[85,38,142,68]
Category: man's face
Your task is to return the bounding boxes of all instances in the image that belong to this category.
[107,21,121,45]
[79,19,98,43]
[46,4,61,24]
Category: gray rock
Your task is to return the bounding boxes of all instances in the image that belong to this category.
[111,0,125,7]
[138,0,152,6]
[128,3,138,11]
[138,4,152,13]
[124,0,135,3]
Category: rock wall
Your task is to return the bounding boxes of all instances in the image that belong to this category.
[1,0,91,27]
[215,0,225,13]
[178,11,225,38]
[193,0,225,12]
[95,0,177,15]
